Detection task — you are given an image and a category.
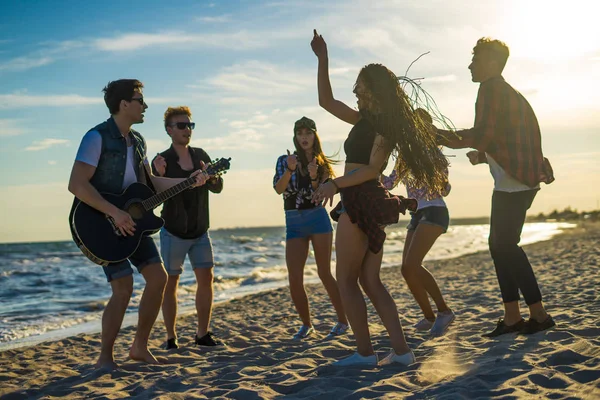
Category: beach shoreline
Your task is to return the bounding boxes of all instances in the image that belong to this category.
[1,222,599,399]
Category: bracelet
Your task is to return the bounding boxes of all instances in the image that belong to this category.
[286,167,296,173]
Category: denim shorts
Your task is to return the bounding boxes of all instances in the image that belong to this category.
[102,235,162,282]
[160,229,214,275]
[407,206,450,233]
[285,206,333,240]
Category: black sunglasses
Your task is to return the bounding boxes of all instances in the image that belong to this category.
[130,97,145,105]
[169,122,196,130]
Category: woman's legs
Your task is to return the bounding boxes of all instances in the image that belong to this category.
[401,224,449,318]
[335,213,372,356]
[359,250,411,355]
[311,232,348,325]
[286,237,311,326]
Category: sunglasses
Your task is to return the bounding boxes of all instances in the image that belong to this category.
[169,122,196,130]
[130,97,145,105]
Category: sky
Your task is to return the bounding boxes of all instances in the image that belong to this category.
[0,0,599,243]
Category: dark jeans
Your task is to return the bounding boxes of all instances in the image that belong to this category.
[489,189,542,305]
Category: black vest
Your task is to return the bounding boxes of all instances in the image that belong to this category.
[154,146,213,239]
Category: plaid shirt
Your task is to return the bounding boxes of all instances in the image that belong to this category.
[330,180,417,254]
[273,154,315,209]
[438,76,554,187]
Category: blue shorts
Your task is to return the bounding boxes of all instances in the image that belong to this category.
[285,206,333,240]
[160,229,214,275]
[102,235,162,282]
[407,206,450,233]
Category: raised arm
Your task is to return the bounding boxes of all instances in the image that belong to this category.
[311,30,360,125]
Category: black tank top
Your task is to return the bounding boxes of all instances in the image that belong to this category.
[344,118,376,164]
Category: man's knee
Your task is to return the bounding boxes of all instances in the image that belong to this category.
[144,263,168,288]
[489,238,520,258]
[111,276,134,300]
[195,267,214,287]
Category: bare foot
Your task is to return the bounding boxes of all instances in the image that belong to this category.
[129,347,162,364]
[94,356,119,370]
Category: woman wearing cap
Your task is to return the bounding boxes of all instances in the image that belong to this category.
[310,30,449,366]
[273,116,348,340]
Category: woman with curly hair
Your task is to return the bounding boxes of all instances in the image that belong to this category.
[310,29,449,366]
[382,110,455,338]
[273,117,348,340]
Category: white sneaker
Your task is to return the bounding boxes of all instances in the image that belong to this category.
[332,352,378,367]
[293,325,314,340]
[413,318,435,331]
[379,350,416,366]
[326,322,350,338]
[430,310,455,336]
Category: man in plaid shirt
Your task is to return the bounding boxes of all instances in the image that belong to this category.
[437,37,555,337]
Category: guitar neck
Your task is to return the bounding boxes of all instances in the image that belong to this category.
[141,176,197,211]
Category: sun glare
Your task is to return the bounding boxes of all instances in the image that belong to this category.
[501,0,599,61]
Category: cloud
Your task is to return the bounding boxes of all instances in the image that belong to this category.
[0,93,102,108]
[196,15,231,23]
[48,160,57,165]
[0,56,54,72]
[200,112,270,150]
[0,40,85,72]
[199,60,314,106]
[93,30,295,52]
[25,138,70,151]
[0,119,28,136]
[0,92,186,109]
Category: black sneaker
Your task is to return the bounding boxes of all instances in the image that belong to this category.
[165,337,179,350]
[195,332,223,346]
[519,316,555,335]
[482,318,525,338]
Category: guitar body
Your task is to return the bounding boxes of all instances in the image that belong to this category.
[71,157,231,266]
[71,183,164,264]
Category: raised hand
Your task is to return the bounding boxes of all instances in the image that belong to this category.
[308,157,318,180]
[152,153,167,176]
[310,29,328,59]
[286,149,298,171]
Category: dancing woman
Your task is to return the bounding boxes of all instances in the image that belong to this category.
[382,110,454,337]
[310,30,449,366]
[273,117,348,340]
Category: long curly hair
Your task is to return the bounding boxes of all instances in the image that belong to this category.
[356,63,449,195]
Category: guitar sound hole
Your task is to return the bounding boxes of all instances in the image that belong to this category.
[127,202,145,220]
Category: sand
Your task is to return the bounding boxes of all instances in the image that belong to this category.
[1,222,599,399]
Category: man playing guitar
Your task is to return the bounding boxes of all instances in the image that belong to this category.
[68,79,208,370]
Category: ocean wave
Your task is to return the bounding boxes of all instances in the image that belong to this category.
[229,235,264,244]
[239,266,288,286]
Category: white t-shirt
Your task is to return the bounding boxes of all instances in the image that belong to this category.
[486,153,539,192]
[75,130,139,191]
